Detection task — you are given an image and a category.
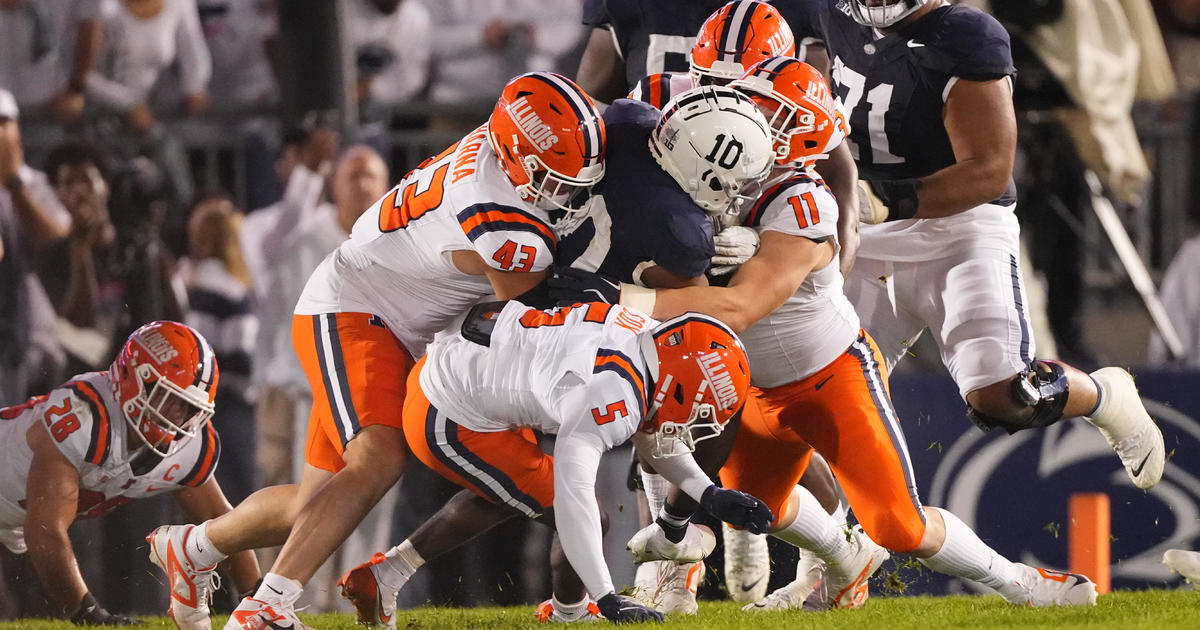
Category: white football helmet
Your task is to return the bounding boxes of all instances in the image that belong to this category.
[847,0,936,29]
[649,86,774,217]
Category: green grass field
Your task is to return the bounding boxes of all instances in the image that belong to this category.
[2,590,1197,630]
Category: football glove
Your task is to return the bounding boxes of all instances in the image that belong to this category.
[857,180,889,224]
[597,592,664,623]
[547,266,622,304]
[700,485,774,534]
[70,593,140,626]
[710,226,759,276]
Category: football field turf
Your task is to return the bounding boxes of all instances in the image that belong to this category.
[2,590,1197,630]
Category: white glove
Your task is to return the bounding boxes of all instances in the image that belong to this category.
[626,522,716,564]
[711,225,760,276]
[857,180,890,224]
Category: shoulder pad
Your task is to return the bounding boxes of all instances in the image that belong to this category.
[177,424,221,487]
[914,5,1014,80]
[59,380,115,468]
[604,98,662,128]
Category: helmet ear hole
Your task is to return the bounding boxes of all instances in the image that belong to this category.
[673,383,685,405]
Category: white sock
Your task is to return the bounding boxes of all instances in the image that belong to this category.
[918,508,1020,597]
[254,572,302,604]
[831,501,848,528]
[771,486,853,567]
[184,521,226,569]
[377,539,425,592]
[641,469,671,517]
[552,594,590,618]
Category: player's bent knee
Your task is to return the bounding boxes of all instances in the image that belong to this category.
[967,360,1069,435]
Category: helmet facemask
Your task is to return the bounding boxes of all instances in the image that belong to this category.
[121,362,214,457]
[848,0,930,29]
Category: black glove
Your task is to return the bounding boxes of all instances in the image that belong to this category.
[546,266,622,305]
[700,485,773,534]
[596,593,664,623]
[70,592,140,626]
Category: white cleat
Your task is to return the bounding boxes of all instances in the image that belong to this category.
[223,596,313,630]
[723,524,770,604]
[824,526,889,610]
[627,522,715,564]
[1085,367,1165,489]
[743,550,824,612]
[798,549,834,611]
[1007,564,1098,607]
[1163,549,1200,585]
[146,525,219,630]
[654,561,703,615]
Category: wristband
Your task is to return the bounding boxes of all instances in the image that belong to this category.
[618,283,657,315]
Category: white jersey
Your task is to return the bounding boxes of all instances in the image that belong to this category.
[0,371,220,552]
[295,125,562,358]
[420,300,653,448]
[735,168,860,388]
[419,300,713,599]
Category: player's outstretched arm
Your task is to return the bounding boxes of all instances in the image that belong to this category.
[575,26,627,104]
[173,477,262,594]
[651,231,834,332]
[23,424,136,624]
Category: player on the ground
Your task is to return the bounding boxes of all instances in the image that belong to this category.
[143,71,608,630]
[345,300,771,625]
[0,321,259,626]
[555,55,1100,611]
[337,84,777,626]
[786,0,1164,491]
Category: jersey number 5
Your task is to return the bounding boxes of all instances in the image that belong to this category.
[591,401,629,426]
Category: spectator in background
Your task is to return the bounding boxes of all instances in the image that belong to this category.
[0,0,103,125]
[176,193,258,504]
[1149,233,1200,366]
[417,0,583,125]
[0,90,70,402]
[195,0,278,112]
[38,141,121,375]
[347,0,432,118]
[87,0,211,136]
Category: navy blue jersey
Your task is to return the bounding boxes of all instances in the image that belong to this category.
[557,99,715,282]
[789,1,1016,205]
[584,0,813,89]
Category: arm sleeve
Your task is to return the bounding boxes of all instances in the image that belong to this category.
[175,0,212,95]
[552,430,615,598]
[458,203,557,273]
[630,432,711,501]
[756,177,839,241]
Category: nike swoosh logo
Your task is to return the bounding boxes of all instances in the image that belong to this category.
[740,576,764,592]
[267,585,284,596]
[266,622,293,630]
[815,375,834,390]
[907,40,925,48]
[1131,451,1152,477]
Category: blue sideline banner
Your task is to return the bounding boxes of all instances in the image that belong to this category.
[885,368,1200,594]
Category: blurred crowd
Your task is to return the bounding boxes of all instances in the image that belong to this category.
[1,0,1199,616]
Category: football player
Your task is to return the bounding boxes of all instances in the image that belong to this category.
[621,2,858,608]
[554,55,1100,610]
[788,2,1165,490]
[336,85,777,626]
[144,71,608,630]
[354,300,770,625]
[0,321,259,625]
[575,0,823,103]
